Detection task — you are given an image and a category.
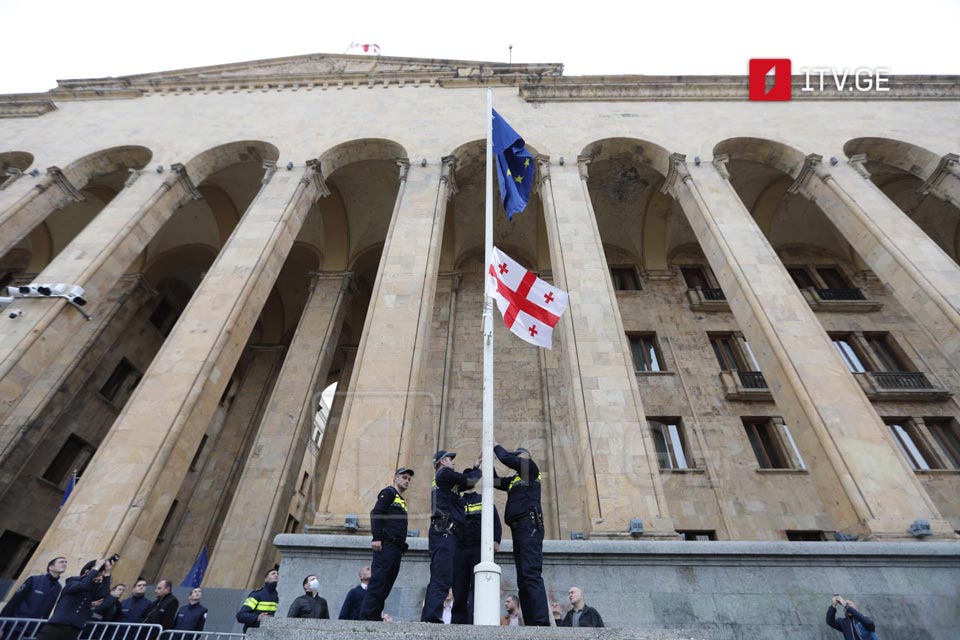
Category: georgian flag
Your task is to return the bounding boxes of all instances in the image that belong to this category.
[486,246,569,349]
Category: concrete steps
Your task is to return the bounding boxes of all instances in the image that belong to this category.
[251,618,713,640]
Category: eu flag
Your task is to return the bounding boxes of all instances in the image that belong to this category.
[492,109,535,220]
[182,546,208,588]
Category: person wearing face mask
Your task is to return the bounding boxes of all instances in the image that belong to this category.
[286,575,330,619]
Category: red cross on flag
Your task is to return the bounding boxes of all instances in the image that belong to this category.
[486,246,569,349]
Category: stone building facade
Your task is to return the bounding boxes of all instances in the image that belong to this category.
[0,54,958,591]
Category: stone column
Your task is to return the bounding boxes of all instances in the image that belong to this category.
[0,275,156,497]
[536,156,674,538]
[790,154,960,375]
[0,166,201,430]
[206,271,353,589]
[436,272,461,450]
[0,166,86,258]
[153,345,285,584]
[918,153,960,209]
[666,153,950,538]
[317,157,452,526]
[16,161,330,586]
[312,344,357,503]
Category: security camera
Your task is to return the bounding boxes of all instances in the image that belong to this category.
[8,309,24,319]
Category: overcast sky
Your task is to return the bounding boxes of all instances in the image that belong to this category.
[1,0,957,94]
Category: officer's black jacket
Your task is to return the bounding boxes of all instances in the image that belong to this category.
[48,570,110,629]
[0,572,61,619]
[287,594,330,619]
[236,581,279,631]
[460,491,502,544]
[143,593,179,630]
[91,595,122,622]
[370,486,408,543]
[492,445,542,522]
[432,467,480,527]
[119,594,152,622]
[826,605,876,640]
[338,584,365,620]
[173,602,208,631]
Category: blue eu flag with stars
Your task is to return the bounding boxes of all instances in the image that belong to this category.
[492,109,535,220]
[181,545,208,588]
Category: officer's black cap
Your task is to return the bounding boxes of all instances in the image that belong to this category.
[513,447,531,457]
[395,467,415,477]
[433,450,456,466]
[81,560,97,575]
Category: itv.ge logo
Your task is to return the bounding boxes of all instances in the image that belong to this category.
[749,59,892,101]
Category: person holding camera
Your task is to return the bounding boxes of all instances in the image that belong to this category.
[827,595,877,640]
[38,556,114,640]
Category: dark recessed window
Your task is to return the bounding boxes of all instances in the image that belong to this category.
[926,419,960,470]
[99,359,142,406]
[628,334,663,372]
[786,530,825,541]
[677,530,716,541]
[43,435,95,485]
[189,435,208,472]
[743,418,793,469]
[648,419,692,470]
[787,267,816,289]
[610,267,640,291]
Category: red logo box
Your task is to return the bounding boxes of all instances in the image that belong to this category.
[749,59,792,101]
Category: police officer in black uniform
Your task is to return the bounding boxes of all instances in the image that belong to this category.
[359,467,414,621]
[451,486,502,624]
[420,451,479,623]
[493,444,550,626]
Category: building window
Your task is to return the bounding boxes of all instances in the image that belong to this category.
[926,418,960,470]
[189,435,208,472]
[99,359,142,406]
[681,267,709,289]
[816,267,850,290]
[831,335,868,373]
[864,334,908,372]
[787,267,816,289]
[285,514,300,533]
[299,471,310,495]
[677,530,716,541]
[610,267,640,291]
[43,435,95,485]
[786,530,825,541]
[628,334,663,372]
[156,499,179,543]
[885,418,941,470]
[709,334,756,372]
[0,530,38,578]
[648,419,692,470]
[742,418,804,470]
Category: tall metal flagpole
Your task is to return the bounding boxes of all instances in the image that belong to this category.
[473,87,501,625]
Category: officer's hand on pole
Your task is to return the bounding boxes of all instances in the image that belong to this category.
[371,541,382,552]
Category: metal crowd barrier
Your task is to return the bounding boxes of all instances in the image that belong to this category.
[0,617,46,640]
[160,632,246,640]
[0,620,244,640]
[80,622,164,640]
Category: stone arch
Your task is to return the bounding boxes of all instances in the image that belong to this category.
[843,137,960,264]
[581,137,673,179]
[579,137,676,276]
[713,137,806,179]
[144,244,219,293]
[319,138,407,181]
[272,241,322,341]
[843,137,941,180]
[182,140,280,187]
[197,185,241,247]
[24,223,53,273]
[0,151,34,187]
[60,145,152,188]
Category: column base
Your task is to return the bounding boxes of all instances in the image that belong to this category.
[844,517,958,541]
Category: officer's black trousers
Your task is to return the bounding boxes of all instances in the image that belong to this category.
[420,530,456,623]
[510,518,550,626]
[359,542,403,621]
[37,624,82,640]
[451,543,481,624]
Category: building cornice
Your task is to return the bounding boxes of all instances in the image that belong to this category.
[1,51,958,115]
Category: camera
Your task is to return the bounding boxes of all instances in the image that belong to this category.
[108,553,120,563]
[8,309,23,319]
